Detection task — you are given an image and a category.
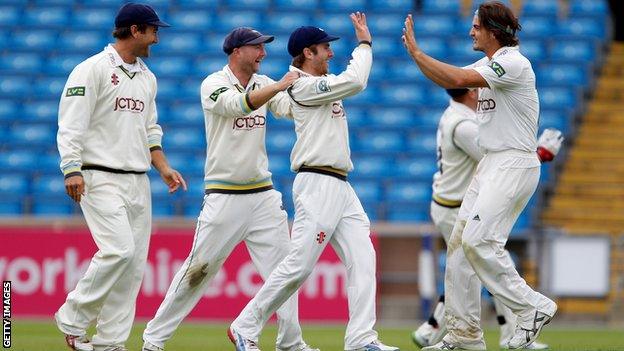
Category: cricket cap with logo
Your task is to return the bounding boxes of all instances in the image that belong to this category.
[287,26,339,57]
[114,3,171,28]
[223,27,275,55]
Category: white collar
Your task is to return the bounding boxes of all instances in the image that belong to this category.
[490,45,518,61]
[449,98,476,117]
[223,64,257,91]
[104,44,147,73]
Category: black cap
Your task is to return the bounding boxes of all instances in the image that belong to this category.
[287,26,339,57]
[446,88,470,98]
[223,27,274,55]
[114,3,170,28]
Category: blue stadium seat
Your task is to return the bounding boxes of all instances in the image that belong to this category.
[168,103,204,126]
[536,63,587,88]
[32,175,65,196]
[346,85,378,106]
[0,6,20,27]
[0,53,43,74]
[417,37,448,59]
[369,0,412,11]
[149,56,192,77]
[386,203,430,222]
[569,0,608,17]
[9,124,56,146]
[156,78,181,101]
[519,40,547,61]
[46,55,84,75]
[215,11,262,30]
[24,100,59,122]
[37,153,62,174]
[34,76,67,97]
[0,100,18,122]
[0,175,29,196]
[177,0,220,8]
[386,182,431,202]
[224,0,271,10]
[24,7,70,27]
[155,32,203,54]
[344,106,367,124]
[368,60,387,83]
[447,39,482,63]
[0,76,31,97]
[152,199,176,217]
[178,78,202,101]
[264,12,311,34]
[520,16,556,37]
[167,10,213,30]
[380,84,425,106]
[387,60,427,82]
[315,13,353,35]
[428,87,451,107]
[273,0,318,11]
[259,58,289,78]
[164,152,205,177]
[0,199,22,216]
[350,180,382,203]
[319,0,365,11]
[32,196,75,216]
[522,0,559,16]
[193,57,227,78]
[371,36,401,57]
[12,30,58,51]
[352,156,395,177]
[0,151,37,172]
[150,176,175,197]
[72,8,116,29]
[557,18,605,39]
[355,131,406,153]
[407,133,437,153]
[422,0,461,14]
[268,153,291,177]
[411,15,456,36]
[58,31,107,53]
[367,108,414,128]
[415,108,445,129]
[550,40,596,62]
[266,129,296,153]
[539,109,570,134]
[163,128,205,149]
[367,15,404,35]
[539,87,577,109]
[396,158,437,180]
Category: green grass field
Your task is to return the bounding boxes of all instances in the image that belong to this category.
[9,319,624,351]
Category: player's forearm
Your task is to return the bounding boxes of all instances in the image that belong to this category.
[150,149,171,174]
[410,50,468,88]
[246,83,283,111]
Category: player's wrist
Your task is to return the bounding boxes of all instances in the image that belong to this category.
[358,40,372,47]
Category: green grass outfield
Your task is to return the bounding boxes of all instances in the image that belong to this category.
[9,319,624,351]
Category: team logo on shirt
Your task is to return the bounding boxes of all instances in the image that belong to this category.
[489,61,506,77]
[232,114,265,130]
[65,86,85,97]
[315,79,331,94]
[316,231,326,244]
[331,102,346,119]
[477,98,496,113]
[210,87,229,101]
[111,73,119,86]
[114,97,145,113]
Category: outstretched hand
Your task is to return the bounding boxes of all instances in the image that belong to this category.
[160,167,187,193]
[350,12,371,43]
[402,14,420,58]
[276,71,299,91]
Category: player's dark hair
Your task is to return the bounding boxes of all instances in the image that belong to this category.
[112,24,149,39]
[291,44,318,69]
[477,1,521,47]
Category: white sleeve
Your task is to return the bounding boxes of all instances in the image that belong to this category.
[268,91,293,119]
[288,44,372,106]
[453,120,484,161]
[57,61,98,177]
[201,77,253,118]
[472,53,524,89]
[146,73,163,151]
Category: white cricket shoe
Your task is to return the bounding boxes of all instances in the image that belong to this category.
[411,323,437,347]
[142,340,164,351]
[507,308,556,349]
[277,343,320,351]
[351,339,400,350]
[65,335,94,351]
[228,327,261,351]
[421,339,486,351]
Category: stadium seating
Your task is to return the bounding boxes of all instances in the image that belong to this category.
[0,0,608,233]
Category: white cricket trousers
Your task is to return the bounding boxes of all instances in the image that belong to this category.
[143,189,305,350]
[55,170,151,350]
[444,149,555,346]
[232,172,379,350]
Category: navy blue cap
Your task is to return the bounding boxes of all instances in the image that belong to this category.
[287,26,339,57]
[223,27,274,55]
[114,3,170,28]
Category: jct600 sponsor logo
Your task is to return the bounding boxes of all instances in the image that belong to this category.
[232,115,266,130]
[477,98,496,113]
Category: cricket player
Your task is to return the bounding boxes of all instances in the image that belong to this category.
[141,27,317,351]
[55,3,186,351]
[402,1,559,349]
[410,88,562,350]
[229,13,399,351]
